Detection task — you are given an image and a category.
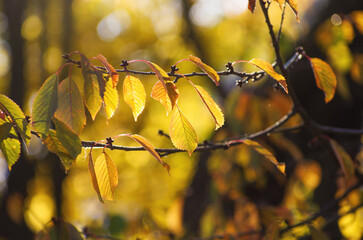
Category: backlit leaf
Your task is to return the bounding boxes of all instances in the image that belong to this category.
[190,83,224,130]
[0,94,31,146]
[329,139,355,182]
[32,74,58,137]
[123,75,146,121]
[0,119,20,170]
[169,106,198,155]
[53,118,82,159]
[97,54,119,88]
[248,0,256,12]
[126,134,170,174]
[147,61,172,82]
[243,139,285,175]
[151,80,179,115]
[273,0,285,8]
[80,53,105,99]
[54,78,86,135]
[309,58,337,103]
[94,151,118,201]
[286,0,299,22]
[103,78,119,119]
[87,152,103,203]
[248,58,288,93]
[188,55,220,86]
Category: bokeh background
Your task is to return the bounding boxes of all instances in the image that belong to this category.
[0,0,363,239]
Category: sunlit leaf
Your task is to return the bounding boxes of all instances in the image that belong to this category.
[169,106,198,155]
[329,139,355,182]
[273,0,285,8]
[80,53,105,99]
[103,78,119,119]
[97,54,119,88]
[248,58,288,93]
[286,0,299,22]
[94,151,118,201]
[188,55,220,86]
[309,58,337,103]
[32,74,58,137]
[123,75,146,121]
[0,94,31,146]
[248,0,256,13]
[0,119,20,170]
[37,219,83,240]
[126,134,170,174]
[190,83,224,130]
[244,139,285,175]
[147,61,172,82]
[151,80,179,115]
[54,78,86,135]
[87,152,103,203]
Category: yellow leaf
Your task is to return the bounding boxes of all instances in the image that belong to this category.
[87,152,104,203]
[169,106,198,155]
[151,80,179,115]
[148,62,172,82]
[329,139,355,182]
[127,134,170,174]
[248,58,288,93]
[103,78,119,119]
[248,0,256,13]
[191,83,224,130]
[309,58,337,103]
[94,151,118,201]
[273,0,285,8]
[286,0,299,22]
[243,139,285,175]
[123,75,146,121]
[188,55,220,86]
[97,54,119,88]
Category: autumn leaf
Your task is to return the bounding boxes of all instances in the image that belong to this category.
[37,219,83,240]
[147,61,172,82]
[32,74,58,137]
[54,77,86,135]
[97,54,119,88]
[103,77,119,119]
[309,58,337,103]
[0,118,21,170]
[169,105,198,155]
[272,0,285,8]
[248,58,288,93]
[87,152,103,203]
[248,0,256,12]
[123,75,146,121]
[328,139,355,182]
[151,80,179,115]
[286,0,299,22]
[188,55,220,86]
[94,151,118,201]
[126,134,170,174]
[189,83,224,130]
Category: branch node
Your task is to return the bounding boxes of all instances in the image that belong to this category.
[225,62,234,72]
[106,137,114,150]
[170,65,179,75]
[120,60,129,70]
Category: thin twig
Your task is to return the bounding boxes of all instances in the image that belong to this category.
[314,123,363,135]
[277,2,287,41]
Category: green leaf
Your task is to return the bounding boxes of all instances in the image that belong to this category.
[94,151,118,201]
[53,118,82,159]
[32,74,58,137]
[54,78,86,135]
[123,75,146,121]
[103,78,119,119]
[169,106,198,155]
[0,119,21,170]
[188,55,220,86]
[87,152,103,203]
[0,94,31,146]
[309,58,337,103]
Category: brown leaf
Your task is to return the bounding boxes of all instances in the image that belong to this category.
[248,0,256,13]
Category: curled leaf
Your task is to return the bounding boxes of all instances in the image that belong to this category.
[188,55,220,86]
[97,54,119,88]
[123,75,146,121]
[309,58,337,103]
[151,80,179,115]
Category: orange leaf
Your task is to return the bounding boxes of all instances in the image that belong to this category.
[87,152,104,203]
[248,58,288,93]
[286,0,299,22]
[151,80,179,115]
[123,75,146,121]
[126,134,170,174]
[94,151,118,201]
[309,58,337,103]
[190,83,224,130]
[169,105,198,155]
[97,54,119,88]
[188,55,220,86]
[248,0,256,13]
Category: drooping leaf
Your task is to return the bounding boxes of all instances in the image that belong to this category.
[0,119,21,170]
[87,152,103,203]
[329,139,355,182]
[147,61,172,83]
[126,134,170,174]
[243,139,285,175]
[54,78,86,135]
[169,106,198,155]
[188,55,220,86]
[32,74,58,137]
[248,0,256,12]
[97,54,119,88]
[94,151,118,201]
[151,80,179,115]
[248,58,288,93]
[190,83,224,130]
[0,94,31,146]
[273,0,285,8]
[37,219,83,240]
[286,0,299,22]
[103,78,119,119]
[80,53,105,99]
[123,75,146,121]
[309,58,337,103]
